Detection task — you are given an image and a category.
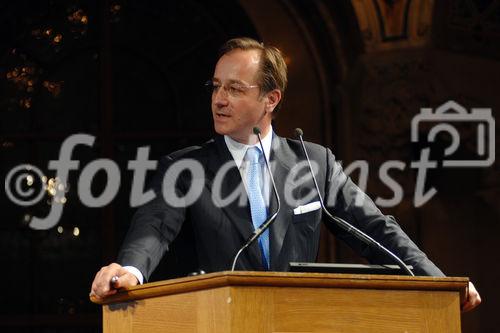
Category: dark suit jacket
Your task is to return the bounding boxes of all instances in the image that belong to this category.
[117,134,444,281]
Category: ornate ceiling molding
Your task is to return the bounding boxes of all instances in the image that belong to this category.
[351,0,434,52]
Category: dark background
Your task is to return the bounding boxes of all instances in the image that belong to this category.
[1,0,499,332]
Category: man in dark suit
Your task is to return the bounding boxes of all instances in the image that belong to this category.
[90,37,480,311]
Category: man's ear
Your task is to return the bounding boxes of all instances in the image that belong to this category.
[265,89,281,113]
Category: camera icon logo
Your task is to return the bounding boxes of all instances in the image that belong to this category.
[411,100,495,167]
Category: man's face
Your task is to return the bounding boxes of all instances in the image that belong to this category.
[211,49,272,144]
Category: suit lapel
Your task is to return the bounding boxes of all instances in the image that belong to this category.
[207,136,264,269]
[268,135,296,270]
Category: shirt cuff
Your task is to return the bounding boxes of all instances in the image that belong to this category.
[122,266,144,285]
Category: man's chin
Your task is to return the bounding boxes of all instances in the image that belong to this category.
[214,125,229,136]
[213,125,256,143]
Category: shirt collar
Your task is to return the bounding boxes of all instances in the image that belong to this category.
[224,126,273,169]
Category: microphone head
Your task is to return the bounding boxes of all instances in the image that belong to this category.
[294,128,303,138]
[253,127,261,135]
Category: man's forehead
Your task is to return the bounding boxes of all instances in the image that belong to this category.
[214,49,261,79]
[222,48,261,63]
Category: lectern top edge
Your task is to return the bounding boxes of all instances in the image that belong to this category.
[90,271,468,305]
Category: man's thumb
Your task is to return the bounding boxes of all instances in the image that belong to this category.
[113,273,137,289]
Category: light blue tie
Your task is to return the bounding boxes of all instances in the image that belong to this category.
[245,147,270,269]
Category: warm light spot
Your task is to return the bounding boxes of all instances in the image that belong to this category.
[53,34,62,43]
[20,98,32,109]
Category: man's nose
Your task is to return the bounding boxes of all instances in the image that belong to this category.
[213,88,229,107]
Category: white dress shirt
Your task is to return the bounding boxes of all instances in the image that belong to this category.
[224,127,272,207]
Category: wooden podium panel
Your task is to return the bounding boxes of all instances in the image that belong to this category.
[91,271,468,333]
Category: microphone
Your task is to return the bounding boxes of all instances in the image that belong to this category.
[293,128,414,276]
[231,127,282,271]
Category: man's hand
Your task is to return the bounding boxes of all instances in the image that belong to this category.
[90,263,139,300]
[462,281,481,313]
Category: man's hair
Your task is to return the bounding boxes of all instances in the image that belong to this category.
[218,37,288,113]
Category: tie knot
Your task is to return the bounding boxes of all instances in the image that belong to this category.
[245,146,262,164]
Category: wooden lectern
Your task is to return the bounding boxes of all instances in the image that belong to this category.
[91,271,468,333]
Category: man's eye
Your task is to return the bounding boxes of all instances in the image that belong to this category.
[229,85,243,94]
